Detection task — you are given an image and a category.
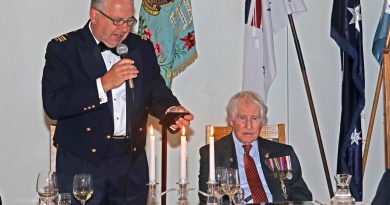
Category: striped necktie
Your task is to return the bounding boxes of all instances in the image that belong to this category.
[243,144,268,203]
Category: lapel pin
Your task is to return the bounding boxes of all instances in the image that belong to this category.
[265,153,270,158]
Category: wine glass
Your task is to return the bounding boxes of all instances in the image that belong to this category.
[232,188,245,205]
[214,167,226,204]
[73,174,93,205]
[36,171,58,205]
[221,168,240,204]
[57,193,72,205]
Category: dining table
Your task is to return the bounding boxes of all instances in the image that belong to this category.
[248,201,370,205]
[249,201,317,205]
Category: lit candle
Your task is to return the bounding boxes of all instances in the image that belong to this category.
[149,125,156,182]
[180,127,187,182]
[209,126,216,182]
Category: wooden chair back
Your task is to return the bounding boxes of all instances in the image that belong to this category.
[206,124,286,144]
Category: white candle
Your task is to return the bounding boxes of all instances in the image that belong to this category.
[149,125,156,182]
[209,126,216,182]
[180,127,187,182]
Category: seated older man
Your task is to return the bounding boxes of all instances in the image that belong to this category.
[198,91,312,204]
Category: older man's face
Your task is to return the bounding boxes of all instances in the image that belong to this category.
[90,0,134,48]
[229,99,263,144]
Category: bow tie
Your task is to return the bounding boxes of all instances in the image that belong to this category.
[98,42,118,55]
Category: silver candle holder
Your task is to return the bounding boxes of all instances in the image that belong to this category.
[147,179,217,204]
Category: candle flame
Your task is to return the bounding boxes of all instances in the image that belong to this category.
[210,125,214,137]
[182,126,186,136]
[150,125,154,136]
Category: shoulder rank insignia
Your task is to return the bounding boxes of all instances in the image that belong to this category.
[54,33,69,42]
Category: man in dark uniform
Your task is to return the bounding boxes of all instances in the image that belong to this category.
[42,0,193,204]
[198,91,311,204]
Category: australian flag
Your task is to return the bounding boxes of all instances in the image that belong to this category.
[331,0,365,201]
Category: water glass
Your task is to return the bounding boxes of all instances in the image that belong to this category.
[58,193,72,205]
[36,171,58,205]
[330,174,355,205]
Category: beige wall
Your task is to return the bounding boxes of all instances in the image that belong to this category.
[0,0,386,204]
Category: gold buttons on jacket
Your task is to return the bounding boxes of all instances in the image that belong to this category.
[91,148,97,153]
[86,127,91,132]
[106,135,111,139]
[139,127,143,132]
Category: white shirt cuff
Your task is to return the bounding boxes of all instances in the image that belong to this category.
[96,78,108,104]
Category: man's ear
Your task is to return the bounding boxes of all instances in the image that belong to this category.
[228,116,234,127]
[90,8,97,23]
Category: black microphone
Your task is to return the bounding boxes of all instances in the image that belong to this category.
[116,43,134,89]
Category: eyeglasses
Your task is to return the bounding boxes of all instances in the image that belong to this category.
[94,8,137,27]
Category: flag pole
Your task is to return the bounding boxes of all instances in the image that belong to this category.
[285,11,334,197]
[362,22,390,176]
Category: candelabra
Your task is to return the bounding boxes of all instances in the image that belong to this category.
[148,179,219,204]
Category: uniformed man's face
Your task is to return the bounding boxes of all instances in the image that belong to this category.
[90,0,134,48]
[229,99,263,145]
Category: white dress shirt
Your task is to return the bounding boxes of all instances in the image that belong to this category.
[90,24,127,136]
[232,133,273,203]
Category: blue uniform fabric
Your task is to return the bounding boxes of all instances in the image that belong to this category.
[42,22,180,204]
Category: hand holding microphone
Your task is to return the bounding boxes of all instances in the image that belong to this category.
[100,42,137,92]
[116,43,135,89]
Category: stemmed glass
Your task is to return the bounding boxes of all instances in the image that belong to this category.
[73,174,93,205]
[232,188,245,205]
[221,168,240,205]
[36,171,58,205]
[214,167,226,204]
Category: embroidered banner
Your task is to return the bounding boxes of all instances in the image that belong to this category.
[139,0,198,87]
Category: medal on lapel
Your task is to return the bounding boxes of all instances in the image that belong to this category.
[265,155,293,200]
[285,155,293,180]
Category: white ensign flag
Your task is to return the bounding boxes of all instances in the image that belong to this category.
[242,0,307,104]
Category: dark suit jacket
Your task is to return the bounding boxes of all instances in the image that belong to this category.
[42,23,180,165]
[198,134,312,204]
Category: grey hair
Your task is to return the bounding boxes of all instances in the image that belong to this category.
[226,90,268,125]
[91,0,108,9]
[91,0,134,9]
